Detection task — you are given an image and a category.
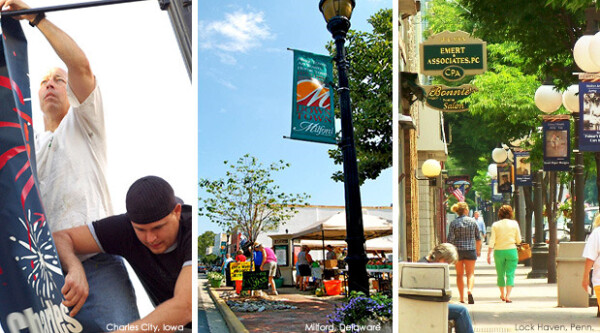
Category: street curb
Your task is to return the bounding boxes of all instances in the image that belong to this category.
[208,287,249,333]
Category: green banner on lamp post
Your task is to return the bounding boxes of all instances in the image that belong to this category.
[290,49,337,144]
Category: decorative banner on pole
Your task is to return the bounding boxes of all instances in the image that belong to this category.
[423,84,478,112]
[420,31,487,81]
[513,150,532,186]
[496,163,513,193]
[578,74,600,151]
[445,176,471,201]
[290,49,336,144]
[490,179,503,202]
[543,115,571,171]
[0,17,78,333]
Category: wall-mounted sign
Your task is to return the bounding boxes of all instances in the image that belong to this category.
[420,31,487,81]
[445,176,471,201]
[423,84,478,112]
[579,73,600,151]
[543,115,571,171]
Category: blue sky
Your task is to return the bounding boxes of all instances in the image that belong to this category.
[198,0,393,235]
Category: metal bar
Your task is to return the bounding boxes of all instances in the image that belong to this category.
[0,0,149,17]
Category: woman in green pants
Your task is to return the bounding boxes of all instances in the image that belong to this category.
[487,205,522,303]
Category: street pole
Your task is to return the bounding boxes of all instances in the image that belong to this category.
[323,6,369,295]
[573,112,585,241]
[528,170,548,279]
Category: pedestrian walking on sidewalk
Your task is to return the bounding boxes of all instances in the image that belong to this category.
[448,202,482,304]
[487,205,521,303]
[419,243,475,333]
[582,216,600,317]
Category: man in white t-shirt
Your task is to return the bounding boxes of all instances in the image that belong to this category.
[1,0,139,330]
[582,226,600,317]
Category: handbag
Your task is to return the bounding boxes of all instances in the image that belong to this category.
[517,243,532,262]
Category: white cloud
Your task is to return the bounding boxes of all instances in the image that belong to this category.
[200,10,273,54]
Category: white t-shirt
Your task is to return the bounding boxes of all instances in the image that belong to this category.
[583,227,600,286]
[35,82,112,232]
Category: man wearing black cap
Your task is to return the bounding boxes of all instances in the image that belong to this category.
[53,176,192,331]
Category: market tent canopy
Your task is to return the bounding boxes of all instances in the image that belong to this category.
[274,211,392,241]
[299,235,392,252]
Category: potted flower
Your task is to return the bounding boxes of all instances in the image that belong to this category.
[207,271,224,288]
[559,199,572,220]
[327,292,392,332]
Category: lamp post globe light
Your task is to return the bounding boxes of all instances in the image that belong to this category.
[319,0,370,295]
[574,35,600,73]
[534,85,563,114]
[422,159,442,178]
[492,147,508,164]
[487,163,497,179]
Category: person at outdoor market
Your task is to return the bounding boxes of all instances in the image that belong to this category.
[53,176,192,331]
[254,242,279,295]
[582,215,600,317]
[235,249,247,262]
[296,245,313,291]
[324,245,337,280]
[222,253,234,287]
[448,202,482,304]
[487,205,521,303]
[253,245,264,272]
[419,243,475,333]
[0,0,140,328]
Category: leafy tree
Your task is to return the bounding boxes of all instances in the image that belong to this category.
[326,8,392,184]
[198,231,216,258]
[203,254,220,266]
[198,154,310,248]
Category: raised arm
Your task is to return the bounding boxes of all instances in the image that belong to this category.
[114,266,193,332]
[53,226,102,317]
[0,0,95,102]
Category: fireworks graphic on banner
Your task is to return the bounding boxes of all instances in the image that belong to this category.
[9,209,62,301]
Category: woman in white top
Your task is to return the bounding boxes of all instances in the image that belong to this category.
[487,205,521,303]
[582,213,600,317]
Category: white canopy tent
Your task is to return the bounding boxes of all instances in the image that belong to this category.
[283,211,393,241]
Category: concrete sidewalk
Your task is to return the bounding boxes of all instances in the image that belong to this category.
[449,246,599,332]
[198,275,230,333]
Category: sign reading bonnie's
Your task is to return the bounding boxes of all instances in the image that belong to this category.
[423,84,478,112]
[420,31,487,81]
[543,115,571,171]
[291,49,336,144]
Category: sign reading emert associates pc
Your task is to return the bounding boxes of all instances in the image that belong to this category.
[420,31,487,81]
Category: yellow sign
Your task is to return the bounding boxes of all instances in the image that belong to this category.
[230,262,254,281]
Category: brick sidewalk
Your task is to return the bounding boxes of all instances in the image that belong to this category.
[213,286,343,333]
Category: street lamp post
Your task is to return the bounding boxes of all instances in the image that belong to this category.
[319,0,369,295]
[528,170,549,278]
[492,146,513,205]
[562,85,586,241]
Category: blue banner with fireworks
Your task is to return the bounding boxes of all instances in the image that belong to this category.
[579,80,600,151]
[542,115,571,171]
[0,17,78,333]
[513,151,532,187]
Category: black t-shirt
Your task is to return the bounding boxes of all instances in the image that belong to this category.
[91,204,192,306]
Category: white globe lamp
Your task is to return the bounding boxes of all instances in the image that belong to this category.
[574,35,600,73]
[422,159,442,178]
[535,85,563,114]
[492,147,508,164]
[562,84,580,113]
